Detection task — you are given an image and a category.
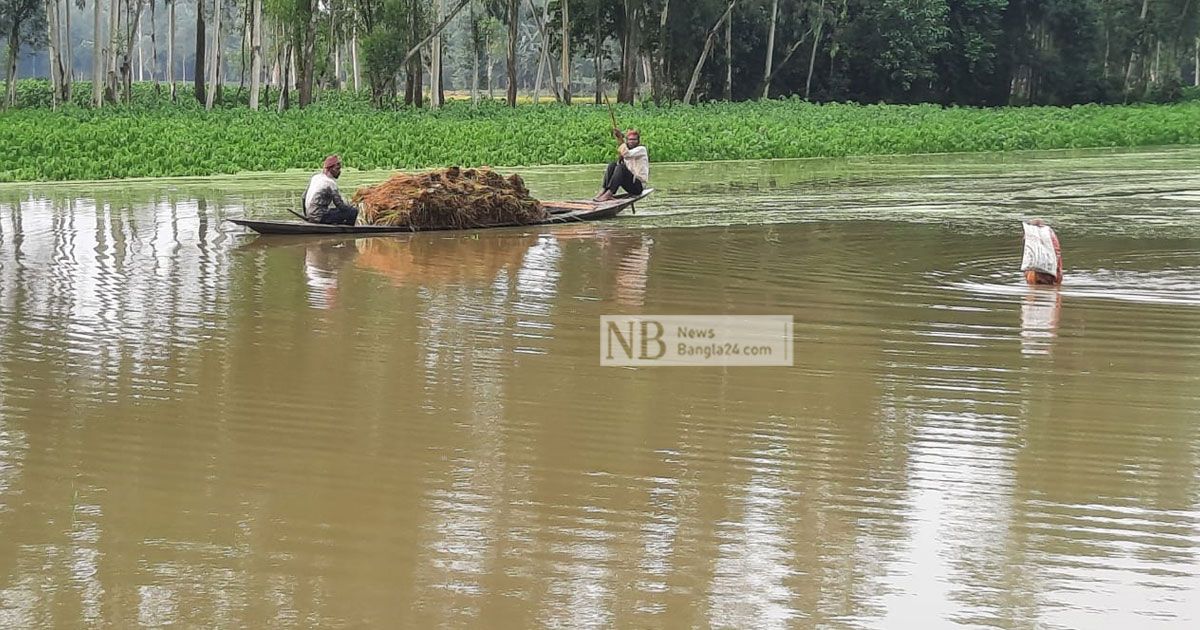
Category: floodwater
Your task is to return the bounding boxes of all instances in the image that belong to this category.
[1,147,1199,628]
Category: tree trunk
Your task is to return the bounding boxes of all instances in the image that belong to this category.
[763,0,777,98]
[533,42,546,103]
[506,0,518,106]
[64,0,73,99]
[107,0,120,103]
[533,0,548,102]
[206,0,220,110]
[1124,0,1152,95]
[95,0,105,106]
[195,0,207,104]
[1152,37,1161,85]
[683,0,737,104]
[169,0,176,100]
[594,6,602,104]
[651,0,669,103]
[237,1,248,96]
[47,0,64,109]
[431,0,444,108]
[332,3,342,90]
[1195,37,1199,87]
[805,0,826,99]
[137,10,144,82]
[250,0,262,108]
[352,24,360,92]
[413,56,424,107]
[618,0,639,103]
[561,0,570,103]
[150,0,160,92]
[487,30,494,99]
[1102,15,1109,79]
[5,24,18,108]
[724,6,732,100]
[121,0,147,103]
[278,42,292,112]
[526,0,561,103]
[760,29,810,95]
[471,0,481,104]
[298,0,316,107]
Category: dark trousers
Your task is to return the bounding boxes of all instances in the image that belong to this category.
[603,162,644,196]
[312,205,358,226]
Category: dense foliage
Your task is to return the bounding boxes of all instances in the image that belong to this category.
[4,0,1200,110]
[3,88,1199,181]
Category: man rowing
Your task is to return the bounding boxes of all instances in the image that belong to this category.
[594,128,649,202]
[304,154,359,225]
[1021,219,1063,285]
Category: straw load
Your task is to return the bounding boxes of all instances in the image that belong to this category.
[352,167,547,230]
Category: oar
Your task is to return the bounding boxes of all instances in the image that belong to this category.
[603,91,620,139]
[287,207,314,223]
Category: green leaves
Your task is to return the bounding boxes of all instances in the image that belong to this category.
[3,91,1200,182]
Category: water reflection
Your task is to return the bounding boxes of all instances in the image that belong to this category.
[355,233,537,288]
[1020,289,1061,356]
[304,242,355,310]
[1,149,1200,627]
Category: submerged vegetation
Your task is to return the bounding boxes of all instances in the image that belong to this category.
[3,87,1200,182]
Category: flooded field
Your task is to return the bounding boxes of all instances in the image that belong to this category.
[1,147,1199,627]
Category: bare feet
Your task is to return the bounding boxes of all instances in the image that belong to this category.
[594,191,616,202]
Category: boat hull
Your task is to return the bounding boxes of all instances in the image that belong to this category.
[229,189,652,235]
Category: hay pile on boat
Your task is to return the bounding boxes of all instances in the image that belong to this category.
[352,167,547,230]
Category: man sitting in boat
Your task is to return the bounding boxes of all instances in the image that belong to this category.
[594,129,648,202]
[1021,219,1063,285]
[304,154,359,225]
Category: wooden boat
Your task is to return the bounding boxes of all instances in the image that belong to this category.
[228,189,653,235]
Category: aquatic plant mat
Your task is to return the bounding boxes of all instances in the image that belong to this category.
[352,167,548,230]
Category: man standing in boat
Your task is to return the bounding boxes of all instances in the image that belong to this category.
[595,129,649,202]
[304,155,359,225]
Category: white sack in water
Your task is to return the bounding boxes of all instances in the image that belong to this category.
[1021,222,1058,275]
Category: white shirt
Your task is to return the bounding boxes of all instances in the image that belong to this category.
[304,172,341,216]
[622,145,650,183]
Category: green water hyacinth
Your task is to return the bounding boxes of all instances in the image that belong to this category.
[3,97,1200,182]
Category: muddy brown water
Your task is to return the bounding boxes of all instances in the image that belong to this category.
[1,148,1199,627]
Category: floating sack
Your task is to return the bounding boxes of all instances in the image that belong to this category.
[1021,222,1058,275]
[352,167,547,230]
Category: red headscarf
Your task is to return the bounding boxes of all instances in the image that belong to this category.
[323,154,341,170]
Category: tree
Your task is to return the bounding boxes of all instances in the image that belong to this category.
[250,0,262,108]
[298,0,316,106]
[149,0,159,93]
[616,0,638,102]
[525,0,561,102]
[431,0,445,107]
[47,0,67,108]
[762,0,776,97]
[195,0,207,103]
[505,0,516,105]
[167,0,176,100]
[205,0,220,109]
[1,0,47,108]
[117,0,147,102]
[94,0,104,105]
[683,0,737,103]
[759,0,815,99]
[560,0,569,102]
[938,0,1006,104]
[841,0,950,102]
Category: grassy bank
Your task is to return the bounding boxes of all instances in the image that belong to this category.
[4,89,1200,182]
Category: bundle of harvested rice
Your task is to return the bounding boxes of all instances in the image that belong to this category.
[352,167,548,230]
